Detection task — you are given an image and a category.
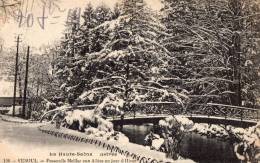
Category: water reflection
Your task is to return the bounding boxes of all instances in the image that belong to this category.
[115,124,153,145]
[180,133,238,163]
[115,124,239,163]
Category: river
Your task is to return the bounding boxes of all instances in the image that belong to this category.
[115,124,239,163]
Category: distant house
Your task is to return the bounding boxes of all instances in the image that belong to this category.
[0,97,22,107]
[0,79,22,107]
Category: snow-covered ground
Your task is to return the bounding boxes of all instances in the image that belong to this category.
[0,118,126,161]
[5,108,259,162]
[0,116,195,163]
[189,123,229,138]
[39,124,176,162]
[0,114,30,123]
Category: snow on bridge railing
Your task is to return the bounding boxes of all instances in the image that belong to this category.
[39,102,259,122]
[187,103,259,121]
[123,102,182,116]
[205,103,259,111]
[120,102,259,121]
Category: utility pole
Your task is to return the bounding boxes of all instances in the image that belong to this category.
[22,46,30,118]
[12,35,21,117]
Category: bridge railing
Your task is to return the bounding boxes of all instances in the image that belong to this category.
[40,102,259,122]
[187,103,259,121]
[123,102,259,121]
[123,102,183,117]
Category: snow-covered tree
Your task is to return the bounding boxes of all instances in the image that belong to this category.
[79,4,114,54]
[199,0,260,107]
[78,0,188,110]
[161,0,229,106]
[54,8,82,104]
[161,0,260,107]
[226,0,260,107]
[54,4,119,105]
[52,0,259,111]
[78,3,96,55]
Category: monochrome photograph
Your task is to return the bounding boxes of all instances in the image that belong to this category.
[0,0,260,162]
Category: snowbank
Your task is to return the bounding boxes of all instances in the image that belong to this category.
[64,109,95,130]
[157,115,260,162]
[38,124,194,163]
[231,122,260,145]
[159,115,194,131]
[153,116,194,160]
[174,115,194,130]
[231,122,260,161]
[189,121,260,143]
[0,114,30,123]
[63,108,123,143]
[151,137,164,150]
[180,118,260,161]
[190,123,229,138]
[6,106,22,115]
[157,115,259,142]
[85,127,129,143]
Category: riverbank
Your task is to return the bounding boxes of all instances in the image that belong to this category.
[0,114,195,163]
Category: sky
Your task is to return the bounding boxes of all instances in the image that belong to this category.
[0,0,162,49]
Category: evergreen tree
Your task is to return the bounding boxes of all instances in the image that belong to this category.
[160,0,230,106]
[78,0,188,108]
[91,5,114,52]
[54,8,83,104]
[54,4,119,105]
[161,0,260,107]
[79,3,96,55]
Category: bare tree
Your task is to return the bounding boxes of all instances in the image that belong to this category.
[0,0,21,23]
